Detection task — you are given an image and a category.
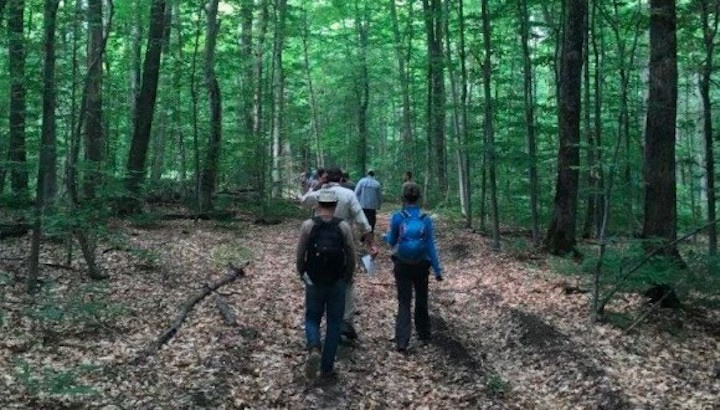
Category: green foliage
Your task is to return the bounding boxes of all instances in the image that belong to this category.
[251,198,307,220]
[25,282,126,327]
[15,359,100,397]
[486,373,509,396]
[211,243,253,268]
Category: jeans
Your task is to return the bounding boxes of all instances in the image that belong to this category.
[362,208,377,232]
[305,279,347,372]
[393,259,431,349]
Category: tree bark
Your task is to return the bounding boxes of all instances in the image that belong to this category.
[199,0,222,212]
[300,10,323,168]
[519,0,540,243]
[422,0,446,195]
[642,0,678,257]
[7,0,28,196]
[481,0,500,251]
[700,0,719,257]
[545,0,586,255]
[270,0,287,199]
[354,0,370,174]
[389,0,414,166]
[28,0,60,294]
[125,0,167,211]
[84,0,105,199]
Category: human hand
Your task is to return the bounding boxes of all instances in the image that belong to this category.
[370,245,379,258]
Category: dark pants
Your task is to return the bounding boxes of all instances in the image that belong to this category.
[305,280,346,372]
[362,208,377,232]
[393,259,431,349]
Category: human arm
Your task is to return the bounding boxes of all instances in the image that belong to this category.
[383,212,402,247]
[295,220,314,277]
[340,222,357,281]
[424,216,443,279]
[300,190,319,209]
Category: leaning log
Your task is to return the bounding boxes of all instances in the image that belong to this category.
[147,261,248,353]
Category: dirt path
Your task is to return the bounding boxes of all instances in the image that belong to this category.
[1,211,718,409]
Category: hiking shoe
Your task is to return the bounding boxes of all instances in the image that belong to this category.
[317,370,339,387]
[304,348,321,382]
[341,321,358,340]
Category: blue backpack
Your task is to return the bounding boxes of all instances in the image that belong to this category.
[396,210,427,263]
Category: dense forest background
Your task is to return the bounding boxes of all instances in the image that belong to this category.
[1,0,719,300]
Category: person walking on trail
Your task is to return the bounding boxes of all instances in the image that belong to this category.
[308,168,327,192]
[402,171,413,190]
[296,190,356,384]
[300,166,377,342]
[384,182,443,353]
[354,169,383,233]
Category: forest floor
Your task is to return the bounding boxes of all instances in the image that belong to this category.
[1,205,719,409]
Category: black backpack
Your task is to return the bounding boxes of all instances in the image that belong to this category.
[305,217,346,285]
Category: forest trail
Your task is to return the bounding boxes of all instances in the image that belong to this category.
[1,209,718,409]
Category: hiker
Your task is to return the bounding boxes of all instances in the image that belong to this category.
[340,172,355,191]
[296,190,356,383]
[402,171,413,189]
[354,169,383,233]
[384,182,443,352]
[300,166,377,342]
[308,168,327,192]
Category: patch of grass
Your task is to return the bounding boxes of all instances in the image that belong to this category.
[604,311,634,330]
[25,282,127,326]
[486,373,508,397]
[211,243,253,268]
[15,359,100,397]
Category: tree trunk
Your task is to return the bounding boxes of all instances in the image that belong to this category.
[7,0,28,197]
[354,0,370,174]
[270,0,287,199]
[29,0,60,294]
[545,0,586,255]
[422,0,446,195]
[519,0,539,243]
[642,0,678,257]
[481,0,500,250]
[700,0,719,257]
[200,0,222,212]
[389,0,413,166]
[240,0,255,159]
[125,0,167,210]
[189,4,202,216]
[301,10,323,168]
[253,0,269,198]
[129,0,142,129]
[84,0,105,199]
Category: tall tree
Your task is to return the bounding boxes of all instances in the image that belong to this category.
[422,0,446,195]
[270,0,287,198]
[641,0,678,256]
[84,0,105,199]
[518,0,540,243]
[389,0,414,166]
[7,0,28,196]
[199,0,222,212]
[125,0,167,210]
[354,0,370,173]
[699,0,719,257]
[545,0,587,255]
[481,0,500,250]
[28,0,60,294]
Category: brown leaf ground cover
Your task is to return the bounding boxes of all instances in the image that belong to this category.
[1,209,718,409]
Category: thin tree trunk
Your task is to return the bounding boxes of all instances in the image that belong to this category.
[481,0,500,250]
[125,0,167,211]
[189,5,202,216]
[270,0,287,198]
[29,0,60,294]
[300,10,323,168]
[545,0,587,255]
[519,0,539,243]
[354,0,370,174]
[253,0,269,199]
[8,0,28,196]
[390,0,414,166]
[700,0,719,257]
[642,0,679,258]
[84,0,105,199]
[200,0,222,212]
[422,0,446,195]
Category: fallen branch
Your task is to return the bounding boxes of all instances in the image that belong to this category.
[0,224,30,239]
[214,294,237,326]
[146,261,249,353]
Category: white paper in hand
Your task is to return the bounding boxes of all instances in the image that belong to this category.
[361,254,376,277]
[302,272,314,286]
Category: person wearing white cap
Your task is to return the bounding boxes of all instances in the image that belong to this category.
[296,189,356,384]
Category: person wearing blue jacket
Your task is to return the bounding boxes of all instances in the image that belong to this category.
[384,182,443,352]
